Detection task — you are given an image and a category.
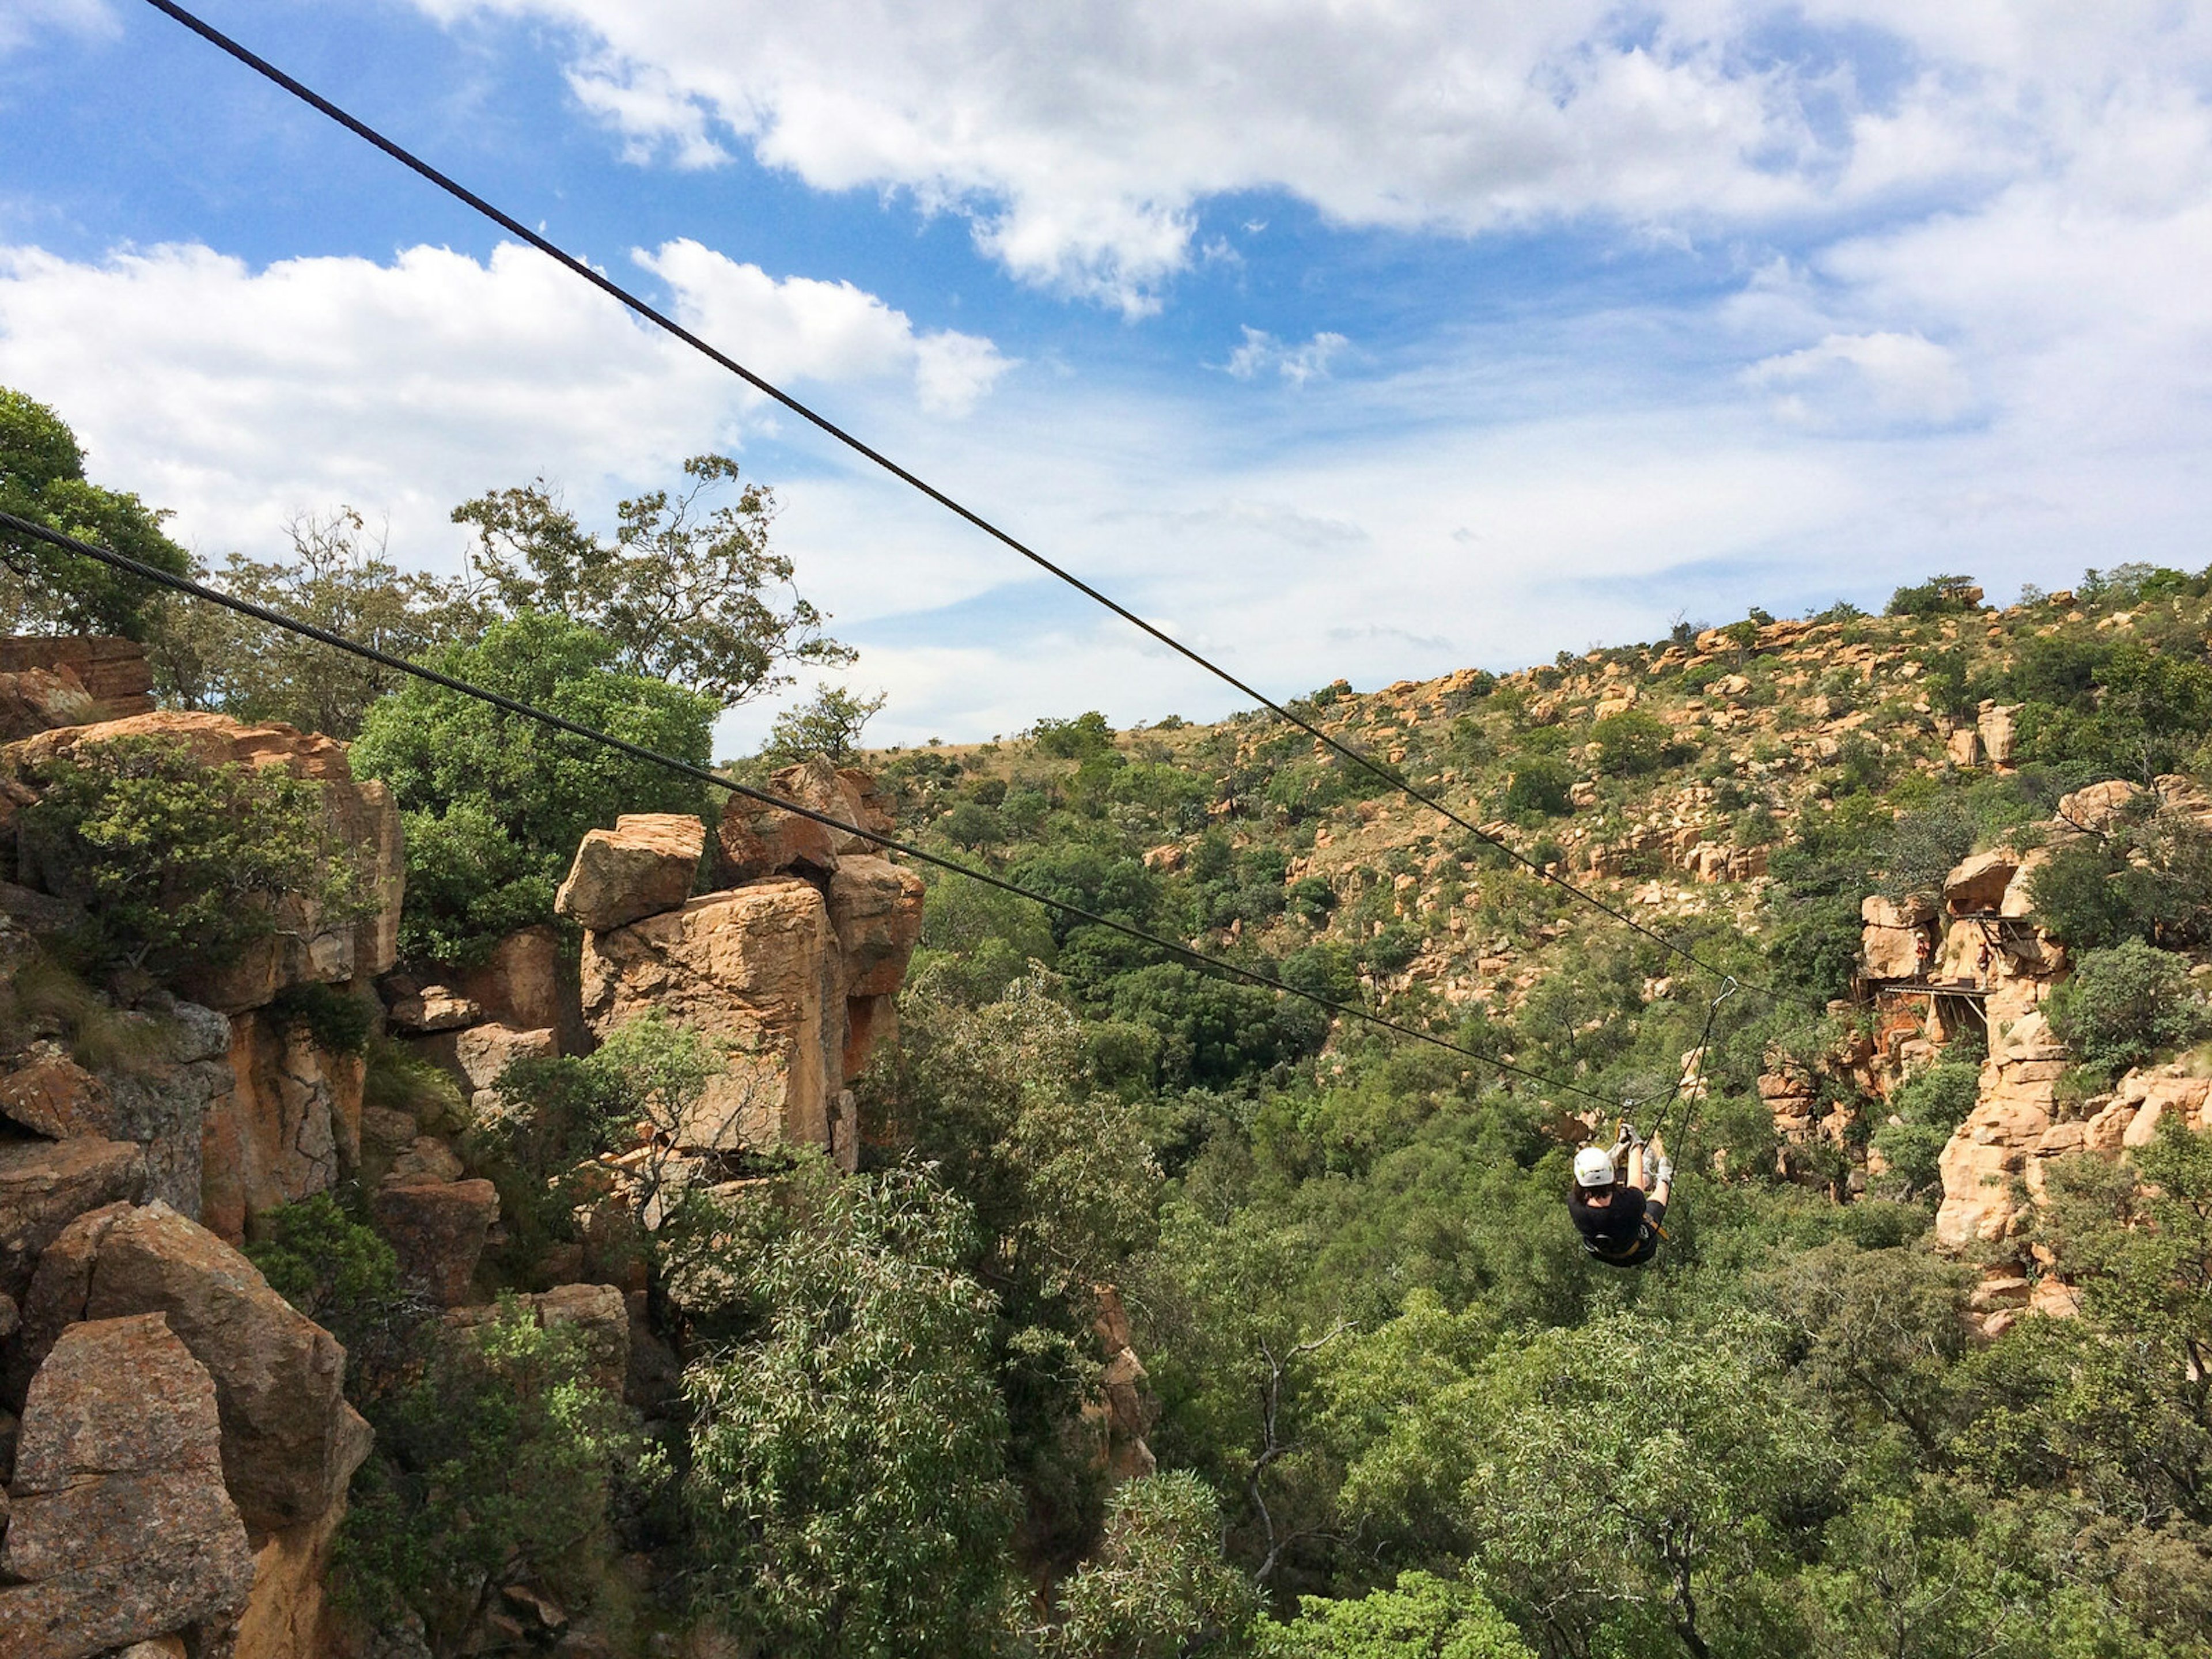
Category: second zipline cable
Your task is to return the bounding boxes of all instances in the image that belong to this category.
[0,508,1633,1109]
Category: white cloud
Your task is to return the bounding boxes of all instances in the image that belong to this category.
[635,240,1012,414]
[0,0,111,55]
[0,238,1010,556]
[1747,332,1974,430]
[405,1,2212,310]
[1225,328,1349,388]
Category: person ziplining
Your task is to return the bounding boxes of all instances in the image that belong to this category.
[1569,1123,1674,1268]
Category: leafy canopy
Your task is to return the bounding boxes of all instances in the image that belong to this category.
[351,612,715,965]
[453,453,851,709]
[0,385,190,639]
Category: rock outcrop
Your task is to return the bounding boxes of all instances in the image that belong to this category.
[200,1009,363,1245]
[69,1202,372,1534]
[5,713,405,1010]
[1861,894,1936,981]
[582,879,844,1150]
[566,768,923,1166]
[0,1138,144,1304]
[557,813,704,931]
[373,1177,500,1308]
[0,1313,254,1658]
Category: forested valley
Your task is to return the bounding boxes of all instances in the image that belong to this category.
[2,385,2210,1658]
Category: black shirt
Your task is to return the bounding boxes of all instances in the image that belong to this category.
[1569,1185,1650,1250]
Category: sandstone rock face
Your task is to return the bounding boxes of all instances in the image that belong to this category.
[1936,1016,2069,1250]
[0,1313,254,1659]
[81,1202,373,1535]
[6,712,406,1011]
[828,857,926,998]
[0,1137,143,1302]
[1945,726,1979,768]
[200,1007,363,1244]
[373,1178,499,1308]
[452,924,565,1032]
[1861,894,1936,980]
[0,637,156,722]
[0,665,99,741]
[100,1000,236,1217]
[582,880,844,1152]
[234,1496,348,1659]
[2055,778,2143,835]
[1944,849,2020,916]
[1089,1287,1157,1485]
[0,1055,112,1138]
[714,757,881,884]
[558,813,704,931]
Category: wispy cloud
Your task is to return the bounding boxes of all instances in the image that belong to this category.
[1226,327,1348,387]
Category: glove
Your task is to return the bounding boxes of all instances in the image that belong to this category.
[1615,1122,1641,1151]
[1654,1156,1675,1185]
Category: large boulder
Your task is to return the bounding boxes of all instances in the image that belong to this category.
[0,1313,255,1658]
[199,1006,364,1245]
[5,1201,131,1410]
[1861,893,1936,981]
[1976,702,2020,767]
[581,878,844,1152]
[0,1137,143,1302]
[827,856,926,998]
[557,813,704,931]
[4,711,406,1010]
[0,1055,112,1139]
[1943,849,2020,916]
[714,757,881,884]
[0,665,99,742]
[372,1178,500,1308]
[406,1020,558,1104]
[2054,778,2144,836]
[77,1202,373,1535]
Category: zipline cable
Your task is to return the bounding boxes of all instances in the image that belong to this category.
[134,0,1802,1012]
[0,507,1631,1108]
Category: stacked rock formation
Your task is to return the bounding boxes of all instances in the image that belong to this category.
[557,760,925,1173]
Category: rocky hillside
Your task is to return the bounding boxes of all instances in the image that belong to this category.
[1,553,2210,1659]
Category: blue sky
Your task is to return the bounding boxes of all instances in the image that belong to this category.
[5,1,2211,751]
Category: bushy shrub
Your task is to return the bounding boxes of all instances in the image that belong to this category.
[1589,710,1672,777]
[1871,1058,1981,1199]
[16,735,364,976]
[2047,940,2210,1072]
[265,981,374,1056]
[1498,757,1571,820]
[673,1161,1016,1658]
[1885,574,1981,617]
[1255,1569,1534,1659]
[243,1193,414,1395]
[339,1301,644,1659]
[1039,1472,1256,1659]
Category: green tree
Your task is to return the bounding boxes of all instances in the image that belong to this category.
[673,1160,1018,1658]
[1040,1472,1259,1659]
[0,385,191,638]
[2046,939,2210,1072]
[1885,575,1980,618]
[16,734,366,975]
[1033,711,1119,761]
[1255,1571,1533,1659]
[351,612,715,965]
[1590,710,1673,778]
[453,453,851,709]
[758,681,888,763]
[151,508,488,737]
[338,1301,643,1659]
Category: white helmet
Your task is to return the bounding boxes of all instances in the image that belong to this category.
[1573,1146,1617,1188]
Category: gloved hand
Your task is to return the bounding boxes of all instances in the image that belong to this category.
[1615,1122,1641,1151]
[1654,1156,1675,1185]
